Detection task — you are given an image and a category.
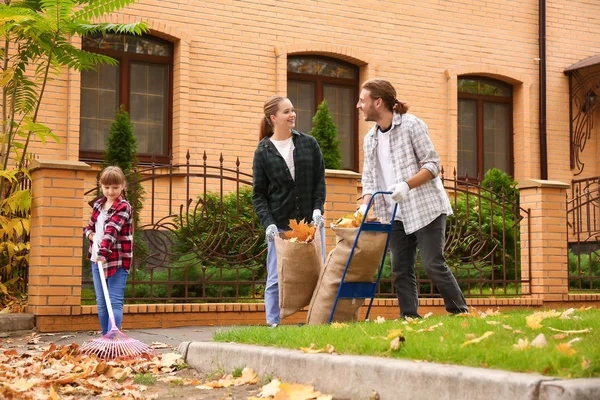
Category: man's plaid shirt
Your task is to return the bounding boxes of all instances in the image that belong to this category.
[361,112,453,234]
[83,196,133,278]
[252,130,326,230]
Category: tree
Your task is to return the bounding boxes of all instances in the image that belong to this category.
[309,100,342,170]
[0,0,147,305]
[103,105,146,261]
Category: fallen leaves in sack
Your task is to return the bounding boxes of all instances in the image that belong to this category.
[285,219,316,243]
[333,212,378,228]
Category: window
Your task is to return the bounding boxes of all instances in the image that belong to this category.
[80,34,173,164]
[458,76,513,178]
[287,56,358,171]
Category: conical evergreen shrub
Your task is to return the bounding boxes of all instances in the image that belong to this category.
[309,100,342,170]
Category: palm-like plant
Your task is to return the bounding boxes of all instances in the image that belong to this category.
[0,0,147,305]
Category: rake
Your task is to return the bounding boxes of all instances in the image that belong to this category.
[80,261,155,360]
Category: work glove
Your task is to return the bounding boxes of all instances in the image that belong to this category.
[388,181,411,203]
[354,204,368,218]
[312,209,324,229]
[265,224,278,242]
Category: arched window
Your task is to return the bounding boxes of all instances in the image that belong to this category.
[80,33,173,164]
[458,76,513,178]
[287,56,358,171]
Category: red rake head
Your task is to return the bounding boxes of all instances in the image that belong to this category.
[79,329,156,360]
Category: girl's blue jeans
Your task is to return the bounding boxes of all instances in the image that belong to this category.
[265,225,326,325]
[91,262,128,335]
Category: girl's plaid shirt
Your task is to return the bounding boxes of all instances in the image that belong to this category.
[83,196,133,278]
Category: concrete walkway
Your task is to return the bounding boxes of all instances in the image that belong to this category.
[3,314,600,399]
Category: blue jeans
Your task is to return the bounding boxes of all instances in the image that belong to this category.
[92,262,128,335]
[265,225,326,325]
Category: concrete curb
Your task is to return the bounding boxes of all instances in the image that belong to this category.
[0,313,34,336]
[183,342,600,400]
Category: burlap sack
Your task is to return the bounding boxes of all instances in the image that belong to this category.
[307,225,388,325]
[275,227,322,319]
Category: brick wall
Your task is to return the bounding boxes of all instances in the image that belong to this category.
[25,0,600,186]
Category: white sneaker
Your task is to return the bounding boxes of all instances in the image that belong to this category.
[268,323,279,329]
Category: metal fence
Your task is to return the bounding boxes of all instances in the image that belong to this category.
[567,176,600,291]
[82,158,530,303]
[376,168,530,298]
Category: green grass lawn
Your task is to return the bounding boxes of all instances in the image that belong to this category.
[213,307,600,379]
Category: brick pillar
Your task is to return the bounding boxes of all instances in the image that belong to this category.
[324,169,361,253]
[518,179,570,301]
[29,160,91,318]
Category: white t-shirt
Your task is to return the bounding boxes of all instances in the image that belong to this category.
[91,209,108,261]
[376,128,402,221]
[271,136,296,180]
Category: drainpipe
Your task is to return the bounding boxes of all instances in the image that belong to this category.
[539,0,548,179]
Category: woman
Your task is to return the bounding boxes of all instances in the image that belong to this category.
[252,96,326,328]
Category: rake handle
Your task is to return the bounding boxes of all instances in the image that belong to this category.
[97,261,118,331]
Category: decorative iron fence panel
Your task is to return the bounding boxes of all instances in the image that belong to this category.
[82,152,266,303]
[567,176,600,291]
[82,159,530,303]
[375,169,530,298]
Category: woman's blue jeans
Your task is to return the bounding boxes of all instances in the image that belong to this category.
[265,225,326,325]
[91,262,128,335]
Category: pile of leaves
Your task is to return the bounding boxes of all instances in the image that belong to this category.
[284,219,316,243]
[0,343,187,399]
[333,212,378,228]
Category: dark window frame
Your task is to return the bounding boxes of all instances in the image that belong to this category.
[287,56,359,171]
[458,76,514,180]
[80,35,174,165]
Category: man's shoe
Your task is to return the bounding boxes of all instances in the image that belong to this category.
[268,323,279,329]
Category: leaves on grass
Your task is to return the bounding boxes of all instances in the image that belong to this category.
[299,343,335,354]
[531,334,548,348]
[548,327,592,335]
[526,310,561,330]
[513,338,530,350]
[374,316,386,324]
[556,343,577,357]
[284,219,316,243]
[460,331,494,348]
[389,336,404,351]
[330,322,348,329]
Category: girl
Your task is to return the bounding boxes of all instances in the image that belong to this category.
[83,166,133,334]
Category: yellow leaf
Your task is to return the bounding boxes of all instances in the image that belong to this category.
[330,322,348,329]
[486,321,500,325]
[502,324,513,330]
[374,316,386,324]
[326,344,335,354]
[300,343,325,354]
[460,331,494,348]
[461,320,470,328]
[385,329,404,340]
[258,379,281,397]
[512,338,530,350]
[556,343,577,357]
[548,327,592,335]
[582,358,591,370]
[49,386,60,400]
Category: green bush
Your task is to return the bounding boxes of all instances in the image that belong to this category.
[309,100,342,170]
[130,186,267,301]
[568,249,600,290]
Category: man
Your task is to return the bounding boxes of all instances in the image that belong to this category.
[356,78,468,318]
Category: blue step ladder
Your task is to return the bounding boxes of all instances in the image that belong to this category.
[328,191,398,323]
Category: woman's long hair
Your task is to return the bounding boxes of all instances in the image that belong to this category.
[259,96,286,140]
[362,79,409,114]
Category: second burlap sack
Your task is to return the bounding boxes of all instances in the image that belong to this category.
[307,225,388,325]
[275,227,322,319]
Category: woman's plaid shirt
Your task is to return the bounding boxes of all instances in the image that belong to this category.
[361,112,453,234]
[83,196,133,277]
[252,130,326,230]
